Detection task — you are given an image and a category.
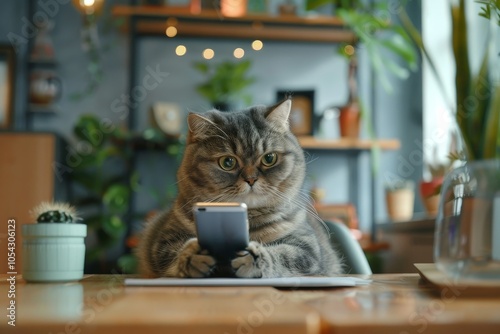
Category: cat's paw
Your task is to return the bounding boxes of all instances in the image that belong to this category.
[231,241,266,278]
[176,238,216,278]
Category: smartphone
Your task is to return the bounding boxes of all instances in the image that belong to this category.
[193,202,249,260]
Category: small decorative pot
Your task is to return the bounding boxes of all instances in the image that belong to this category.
[338,102,360,139]
[420,177,443,216]
[385,188,415,221]
[22,223,87,282]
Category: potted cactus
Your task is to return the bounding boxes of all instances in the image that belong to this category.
[22,202,87,282]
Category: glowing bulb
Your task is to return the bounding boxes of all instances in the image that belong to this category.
[233,48,245,59]
[82,0,95,7]
[344,44,355,56]
[251,40,263,51]
[166,26,177,37]
[175,45,187,56]
[203,48,214,60]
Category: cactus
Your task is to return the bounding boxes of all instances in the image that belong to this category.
[31,202,79,224]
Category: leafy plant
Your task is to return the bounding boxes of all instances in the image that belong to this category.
[193,60,256,108]
[71,115,184,272]
[71,115,133,266]
[400,0,500,161]
[306,0,419,175]
[306,0,419,92]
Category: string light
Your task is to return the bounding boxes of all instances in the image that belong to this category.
[251,40,263,51]
[203,48,214,59]
[233,48,245,59]
[165,26,177,37]
[175,45,187,56]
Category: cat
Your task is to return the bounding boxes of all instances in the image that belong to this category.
[137,99,343,278]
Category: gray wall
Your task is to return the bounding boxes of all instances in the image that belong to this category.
[0,0,424,233]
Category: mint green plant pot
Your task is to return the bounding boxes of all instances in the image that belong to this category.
[22,223,87,282]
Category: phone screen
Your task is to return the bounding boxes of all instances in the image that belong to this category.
[193,203,249,259]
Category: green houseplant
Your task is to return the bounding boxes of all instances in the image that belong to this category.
[306,0,419,93]
[71,115,132,271]
[306,0,419,148]
[71,114,183,273]
[22,202,87,282]
[399,1,500,280]
[400,0,500,161]
[193,59,256,110]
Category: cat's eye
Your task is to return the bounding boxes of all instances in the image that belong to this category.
[218,156,237,171]
[261,153,278,167]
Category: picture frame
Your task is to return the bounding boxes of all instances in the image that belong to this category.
[0,44,15,130]
[276,90,315,137]
[314,203,359,230]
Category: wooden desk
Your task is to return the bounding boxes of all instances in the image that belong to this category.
[1,274,500,334]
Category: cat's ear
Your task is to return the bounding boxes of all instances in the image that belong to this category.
[187,112,212,144]
[265,98,291,132]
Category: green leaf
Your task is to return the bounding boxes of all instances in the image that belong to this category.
[483,85,500,159]
[103,184,130,214]
[470,50,491,158]
[365,43,393,93]
[452,0,473,158]
[74,114,106,149]
[102,215,125,239]
[378,33,418,70]
[130,171,141,192]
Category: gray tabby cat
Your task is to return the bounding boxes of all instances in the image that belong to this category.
[137,99,342,278]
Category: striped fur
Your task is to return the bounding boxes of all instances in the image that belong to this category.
[137,100,342,277]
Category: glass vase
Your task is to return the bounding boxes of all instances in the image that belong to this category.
[434,159,500,280]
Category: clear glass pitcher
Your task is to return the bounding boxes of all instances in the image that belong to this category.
[434,159,500,280]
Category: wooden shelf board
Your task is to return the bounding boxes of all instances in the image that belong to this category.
[113,6,345,26]
[298,136,401,150]
[27,104,60,114]
[113,6,355,43]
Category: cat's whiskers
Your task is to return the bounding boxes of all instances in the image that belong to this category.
[267,187,330,234]
[303,151,319,165]
[295,189,331,233]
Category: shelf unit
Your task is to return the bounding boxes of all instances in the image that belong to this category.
[297,136,401,150]
[112,6,356,43]
[112,5,401,242]
[25,0,61,129]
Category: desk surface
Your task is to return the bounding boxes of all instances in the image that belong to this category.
[1,273,500,334]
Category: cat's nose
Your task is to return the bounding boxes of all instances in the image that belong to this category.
[245,177,257,186]
[241,167,258,186]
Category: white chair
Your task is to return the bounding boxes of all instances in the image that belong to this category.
[324,221,373,275]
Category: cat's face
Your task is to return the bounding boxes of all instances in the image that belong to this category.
[178,100,305,209]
